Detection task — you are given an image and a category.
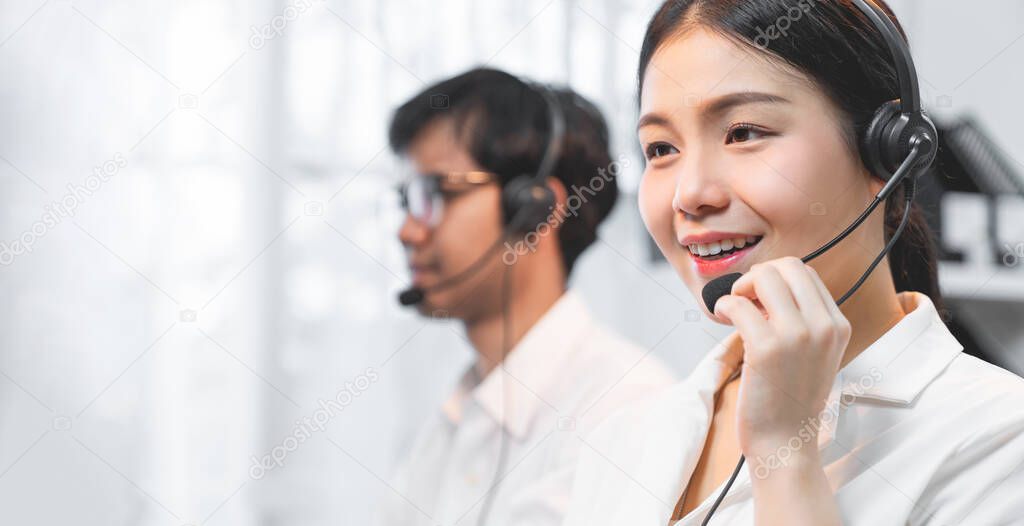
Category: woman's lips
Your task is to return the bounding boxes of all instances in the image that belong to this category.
[688,237,762,277]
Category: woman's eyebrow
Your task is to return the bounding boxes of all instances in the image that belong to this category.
[637,112,673,132]
[700,91,790,121]
[637,92,790,132]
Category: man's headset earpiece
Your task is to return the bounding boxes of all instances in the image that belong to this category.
[397,80,566,307]
[500,83,565,235]
[501,175,557,235]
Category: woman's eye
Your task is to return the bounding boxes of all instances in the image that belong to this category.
[645,142,678,160]
[725,124,767,144]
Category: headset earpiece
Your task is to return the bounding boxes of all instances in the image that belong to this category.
[501,175,555,234]
[498,83,563,237]
[861,99,939,185]
[861,99,902,182]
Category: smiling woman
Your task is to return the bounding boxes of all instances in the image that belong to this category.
[562,1,1024,525]
[636,0,944,318]
[637,26,882,315]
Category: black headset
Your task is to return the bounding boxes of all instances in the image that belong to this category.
[699,1,938,524]
[856,0,938,192]
[500,83,564,234]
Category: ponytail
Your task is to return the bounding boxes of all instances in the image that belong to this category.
[885,183,944,312]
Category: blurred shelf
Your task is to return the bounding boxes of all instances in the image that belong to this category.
[939,261,1024,303]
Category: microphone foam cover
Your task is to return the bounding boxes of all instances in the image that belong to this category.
[701,272,743,313]
[398,288,424,307]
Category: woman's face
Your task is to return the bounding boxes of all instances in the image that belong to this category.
[638,27,887,322]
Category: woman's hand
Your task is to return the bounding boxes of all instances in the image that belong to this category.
[713,256,852,460]
[714,256,848,526]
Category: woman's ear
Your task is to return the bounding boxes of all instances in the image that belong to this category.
[866,168,886,196]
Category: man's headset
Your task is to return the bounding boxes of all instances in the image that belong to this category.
[397,82,565,307]
[698,1,938,524]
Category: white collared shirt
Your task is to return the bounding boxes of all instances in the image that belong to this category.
[563,291,1024,525]
[377,291,676,526]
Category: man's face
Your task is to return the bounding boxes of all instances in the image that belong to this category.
[398,118,508,320]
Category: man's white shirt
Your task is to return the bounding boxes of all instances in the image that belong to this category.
[563,291,1024,525]
[377,290,676,526]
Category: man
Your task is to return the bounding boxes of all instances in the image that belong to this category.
[379,67,675,525]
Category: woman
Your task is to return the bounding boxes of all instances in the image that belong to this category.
[563,1,1024,525]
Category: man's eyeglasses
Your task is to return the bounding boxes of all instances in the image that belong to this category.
[397,171,498,227]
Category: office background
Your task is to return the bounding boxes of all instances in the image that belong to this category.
[1,0,1022,524]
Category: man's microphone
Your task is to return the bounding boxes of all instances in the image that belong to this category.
[701,140,928,313]
[398,237,508,307]
[396,288,426,307]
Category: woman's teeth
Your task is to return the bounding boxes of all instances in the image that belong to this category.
[688,235,761,258]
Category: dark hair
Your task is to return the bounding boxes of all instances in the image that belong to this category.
[389,67,618,277]
[637,0,944,310]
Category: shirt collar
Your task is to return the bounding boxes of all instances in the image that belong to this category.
[442,290,593,439]
[665,291,965,512]
[835,291,963,404]
[693,291,963,405]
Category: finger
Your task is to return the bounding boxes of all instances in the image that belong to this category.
[714,294,772,344]
[771,259,843,349]
[772,257,829,319]
[731,263,802,328]
[804,264,843,321]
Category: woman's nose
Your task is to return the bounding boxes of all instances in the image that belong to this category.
[671,154,730,218]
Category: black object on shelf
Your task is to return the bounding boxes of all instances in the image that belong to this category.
[922,116,1024,265]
